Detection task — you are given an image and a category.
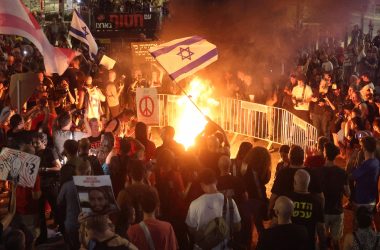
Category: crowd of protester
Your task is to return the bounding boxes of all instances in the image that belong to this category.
[1,22,380,250]
[221,25,380,160]
[94,0,167,13]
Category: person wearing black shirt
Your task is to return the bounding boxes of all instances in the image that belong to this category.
[257,196,308,250]
[198,136,224,176]
[310,80,335,137]
[269,145,324,214]
[32,133,61,244]
[373,29,380,49]
[61,57,80,99]
[320,143,350,250]
[86,117,104,156]
[288,169,326,250]
[281,74,298,111]
[156,126,185,160]
[217,154,247,250]
[7,114,33,149]
[217,156,246,204]
[239,146,271,247]
[78,138,103,176]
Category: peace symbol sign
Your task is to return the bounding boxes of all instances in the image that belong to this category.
[139,96,154,117]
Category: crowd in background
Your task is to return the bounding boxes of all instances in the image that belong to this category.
[0,22,380,250]
[94,0,168,13]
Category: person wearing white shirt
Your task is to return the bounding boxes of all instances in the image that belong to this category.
[186,169,241,250]
[292,74,313,122]
[84,76,106,120]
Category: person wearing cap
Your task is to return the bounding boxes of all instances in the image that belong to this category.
[330,83,344,112]
[291,74,313,122]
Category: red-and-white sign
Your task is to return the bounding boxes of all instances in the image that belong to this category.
[136,87,159,125]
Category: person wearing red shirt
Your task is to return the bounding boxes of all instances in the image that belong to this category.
[127,186,178,250]
[30,100,56,136]
[15,144,41,239]
[15,176,41,238]
[304,136,329,168]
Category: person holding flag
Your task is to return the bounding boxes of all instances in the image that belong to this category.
[69,9,98,60]
[0,0,79,75]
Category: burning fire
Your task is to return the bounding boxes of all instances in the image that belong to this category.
[173,77,219,149]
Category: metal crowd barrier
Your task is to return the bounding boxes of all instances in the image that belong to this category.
[156,95,318,149]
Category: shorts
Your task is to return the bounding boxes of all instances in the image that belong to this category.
[324,213,344,240]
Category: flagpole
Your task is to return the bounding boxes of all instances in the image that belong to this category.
[173,79,207,119]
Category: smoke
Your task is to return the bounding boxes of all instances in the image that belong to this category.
[159,0,363,82]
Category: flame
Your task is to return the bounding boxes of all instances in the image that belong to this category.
[173,77,219,149]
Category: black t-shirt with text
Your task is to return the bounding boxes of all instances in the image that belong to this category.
[88,133,103,152]
[318,166,348,214]
[288,192,324,250]
[271,167,322,196]
[256,223,309,250]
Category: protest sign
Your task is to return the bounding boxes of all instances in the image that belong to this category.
[73,175,119,215]
[99,55,116,70]
[0,148,40,188]
[136,87,159,125]
[131,41,159,64]
[9,73,39,112]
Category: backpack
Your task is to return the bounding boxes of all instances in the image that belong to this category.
[194,195,231,249]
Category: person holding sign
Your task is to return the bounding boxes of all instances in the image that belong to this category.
[57,159,91,250]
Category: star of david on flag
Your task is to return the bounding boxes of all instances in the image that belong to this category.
[177,47,194,61]
[82,26,89,37]
[69,9,98,59]
[149,36,218,82]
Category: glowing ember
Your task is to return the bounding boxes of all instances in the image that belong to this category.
[173,77,219,149]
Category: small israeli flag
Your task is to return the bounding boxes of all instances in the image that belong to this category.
[69,9,98,59]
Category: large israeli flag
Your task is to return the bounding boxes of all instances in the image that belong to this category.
[149,36,218,82]
[69,9,98,59]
